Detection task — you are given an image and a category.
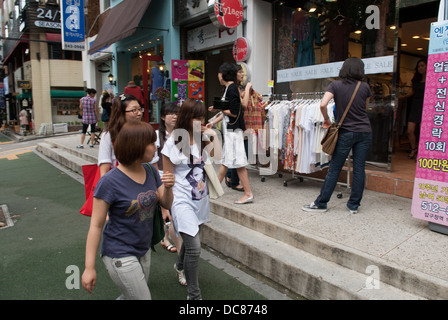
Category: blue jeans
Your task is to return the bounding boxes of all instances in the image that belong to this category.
[314,131,372,211]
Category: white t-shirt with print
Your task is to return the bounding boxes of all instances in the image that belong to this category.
[161,136,210,237]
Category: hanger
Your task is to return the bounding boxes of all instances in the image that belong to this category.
[333,10,345,22]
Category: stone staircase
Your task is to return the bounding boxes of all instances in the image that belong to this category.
[202,201,448,300]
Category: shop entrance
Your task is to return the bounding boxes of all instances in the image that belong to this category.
[387,1,438,193]
[142,54,163,124]
[187,46,233,119]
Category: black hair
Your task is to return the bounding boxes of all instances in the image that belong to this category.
[86,88,97,95]
[218,62,237,82]
[338,57,365,83]
[159,102,180,148]
[412,58,427,84]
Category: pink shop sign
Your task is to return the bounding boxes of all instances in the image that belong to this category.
[411,52,448,226]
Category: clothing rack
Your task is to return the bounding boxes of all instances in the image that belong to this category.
[264,92,351,198]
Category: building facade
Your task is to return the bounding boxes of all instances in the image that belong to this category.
[1,0,89,134]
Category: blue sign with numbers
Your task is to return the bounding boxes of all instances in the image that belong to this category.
[60,0,85,51]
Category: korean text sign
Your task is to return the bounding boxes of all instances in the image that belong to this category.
[60,0,85,51]
[412,21,448,226]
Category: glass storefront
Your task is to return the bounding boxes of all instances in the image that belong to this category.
[272,1,397,167]
[271,0,438,176]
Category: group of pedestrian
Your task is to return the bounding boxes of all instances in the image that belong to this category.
[80,57,380,300]
[81,94,221,299]
[77,81,144,149]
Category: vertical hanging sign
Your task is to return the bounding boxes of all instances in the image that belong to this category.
[60,0,85,51]
[233,37,251,62]
[411,21,448,227]
[208,0,243,30]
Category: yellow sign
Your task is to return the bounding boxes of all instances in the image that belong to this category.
[17,80,32,90]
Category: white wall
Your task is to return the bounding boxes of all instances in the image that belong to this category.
[246,0,272,95]
[49,60,83,87]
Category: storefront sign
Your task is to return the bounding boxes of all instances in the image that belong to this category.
[60,0,85,51]
[17,80,31,90]
[187,23,237,52]
[208,0,243,30]
[233,37,250,62]
[411,21,448,227]
[25,2,61,30]
[277,56,394,83]
[171,60,205,102]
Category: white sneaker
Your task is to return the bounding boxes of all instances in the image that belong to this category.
[302,202,327,213]
[76,145,84,149]
[347,205,358,214]
[89,144,94,148]
[174,263,187,286]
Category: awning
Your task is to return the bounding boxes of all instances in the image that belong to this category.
[16,92,32,99]
[51,90,86,98]
[3,35,29,65]
[88,0,152,55]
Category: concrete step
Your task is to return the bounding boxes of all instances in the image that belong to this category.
[41,139,97,164]
[36,142,92,175]
[207,201,448,300]
[34,140,448,299]
[202,213,420,300]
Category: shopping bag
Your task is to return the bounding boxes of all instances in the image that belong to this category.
[321,123,339,155]
[204,158,224,199]
[144,163,165,251]
[80,164,101,217]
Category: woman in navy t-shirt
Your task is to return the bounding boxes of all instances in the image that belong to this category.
[82,121,174,300]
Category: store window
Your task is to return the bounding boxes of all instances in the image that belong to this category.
[48,43,82,61]
[273,0,397,165]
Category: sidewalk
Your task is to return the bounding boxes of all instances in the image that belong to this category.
[36,133,448,299]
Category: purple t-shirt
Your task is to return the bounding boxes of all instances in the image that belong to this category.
[326,80,372,132]
[94,164,162,258]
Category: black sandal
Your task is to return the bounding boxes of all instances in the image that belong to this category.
[225,177,232,188]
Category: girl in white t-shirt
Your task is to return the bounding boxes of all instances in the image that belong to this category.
[162,98,221,300]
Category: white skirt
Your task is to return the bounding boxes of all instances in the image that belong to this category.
[221,128,248,169]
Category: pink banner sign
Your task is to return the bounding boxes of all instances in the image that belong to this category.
[411,51,448,225]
